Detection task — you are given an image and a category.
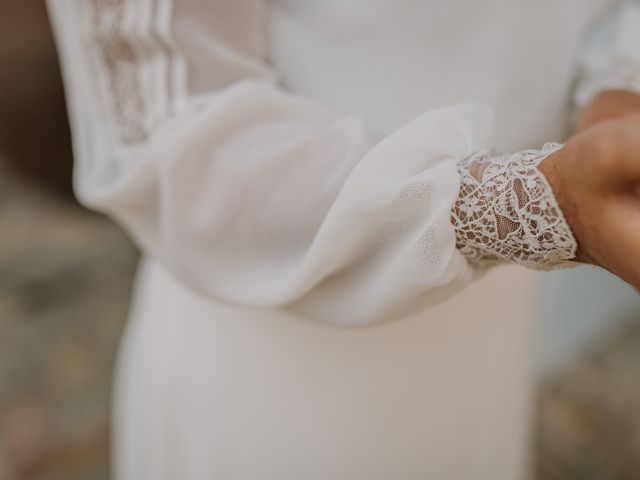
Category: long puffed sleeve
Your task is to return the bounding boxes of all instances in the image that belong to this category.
[47,0,575,325]
[575,0,640,107]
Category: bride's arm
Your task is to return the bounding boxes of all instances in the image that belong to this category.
[46,0,637,326]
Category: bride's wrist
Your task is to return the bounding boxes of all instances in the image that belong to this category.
[452,144,578,270]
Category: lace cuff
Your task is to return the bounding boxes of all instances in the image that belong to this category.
[452,143,578,271]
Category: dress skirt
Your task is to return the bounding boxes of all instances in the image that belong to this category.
[113,258,534,480]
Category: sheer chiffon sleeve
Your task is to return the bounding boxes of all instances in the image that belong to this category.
[47,0,576,324]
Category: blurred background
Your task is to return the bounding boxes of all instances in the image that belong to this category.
[0,1,639,479]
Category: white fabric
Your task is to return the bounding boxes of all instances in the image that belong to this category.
[576,0,640,107]
[50,0,491,325]
[115,259,534,480]
[453,143,578,269]
[46,0,640,478]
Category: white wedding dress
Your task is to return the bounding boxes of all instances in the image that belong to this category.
[47,0,640,478]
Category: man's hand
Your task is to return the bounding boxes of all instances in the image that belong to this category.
[540,114,640,289]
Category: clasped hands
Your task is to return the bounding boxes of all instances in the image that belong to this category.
[539,91,640,289]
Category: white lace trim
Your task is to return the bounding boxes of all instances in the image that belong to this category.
[452,143,578,271]
[86,0,184,146]
[89,0,148,144]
